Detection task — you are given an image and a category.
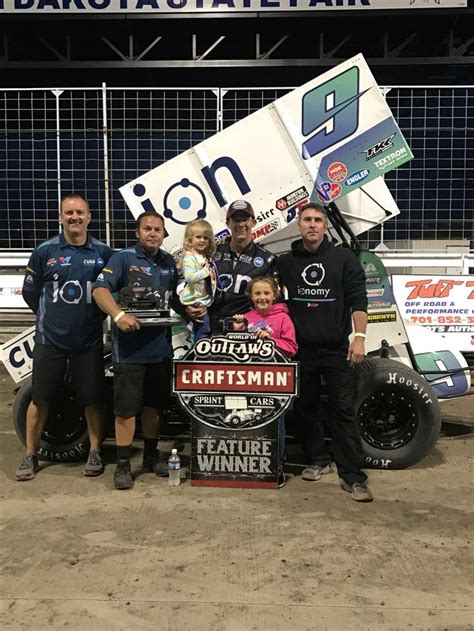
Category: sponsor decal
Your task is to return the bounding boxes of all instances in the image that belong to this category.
[363,135,395,160]
[103,267,113,274]
[255,208,277,223]
[366,275,382,285]
[367,311,397,323]
[316,181,341,203]
[83,259,96,266]
[97,258,104,266]
[327,162,348,183]
[345,169,370,186]
[162,178,207,226]
[26,266,35,274]
[25,274,34,283]
[369,300,393,310]
[367,288,385,297]
[253,257,264,268]
[97,273,104,281]
[214,228,230,241]
[275,186,309,211]
[239,254,252,264]
[374,147,408,170]
[59,256,72,266]
[140,266,152,275]
[286,198,310,224]
[251,219,281,241]
[47,258,57,267]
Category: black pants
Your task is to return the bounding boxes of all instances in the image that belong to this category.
[296,348,367,485]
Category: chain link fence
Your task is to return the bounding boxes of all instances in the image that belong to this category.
[1,85,472,252]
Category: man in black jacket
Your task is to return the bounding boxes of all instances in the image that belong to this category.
[279,202,372,502]
[209,199,279,332]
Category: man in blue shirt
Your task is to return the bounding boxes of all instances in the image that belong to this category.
[16,194,113,482]
[93,211,179,490]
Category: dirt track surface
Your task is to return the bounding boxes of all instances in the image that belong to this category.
[1,365,473,631]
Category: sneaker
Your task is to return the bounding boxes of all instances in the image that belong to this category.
[114,459,133,490]
[142,454,168,477]
[84,450,104,477]
[301,464,331,481]
[341,481,373,503]
[15,454,39,481]
[278,471,286,489]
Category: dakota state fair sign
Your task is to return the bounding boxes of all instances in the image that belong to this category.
[173,333,298,488]
[120,54,412,256]
[0,1,466,13]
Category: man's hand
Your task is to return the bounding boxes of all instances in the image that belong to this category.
[116,313,141,333]
[185,304,207,321]
[233,314,245,331]
[347,337,365,365]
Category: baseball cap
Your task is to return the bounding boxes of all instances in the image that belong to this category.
[226,199,255,220]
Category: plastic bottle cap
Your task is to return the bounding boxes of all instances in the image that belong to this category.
[171,449,178,454]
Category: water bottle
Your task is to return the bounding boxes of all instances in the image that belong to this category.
[168,449,181,486]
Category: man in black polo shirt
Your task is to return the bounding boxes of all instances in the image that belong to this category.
[15,194,113,481]
[93,211,179,490]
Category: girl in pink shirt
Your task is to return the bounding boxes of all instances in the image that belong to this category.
[234,276,298,487]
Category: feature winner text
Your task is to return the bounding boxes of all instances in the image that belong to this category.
[196,438,272,474]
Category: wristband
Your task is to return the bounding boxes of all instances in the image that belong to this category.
[353,332,366,339]
[113,310,125,324]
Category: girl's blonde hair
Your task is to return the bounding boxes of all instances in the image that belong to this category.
[247,275,280,299]
[182,219,216,258]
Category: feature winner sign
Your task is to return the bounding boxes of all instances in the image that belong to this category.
[173,333,298,488]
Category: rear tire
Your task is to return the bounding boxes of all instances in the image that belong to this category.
[354,358,441,469]
[13,377,90,462]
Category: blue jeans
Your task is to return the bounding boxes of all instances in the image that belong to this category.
[278,414,286,471]
[193,312,210,341]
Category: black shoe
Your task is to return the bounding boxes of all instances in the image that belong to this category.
[114,459,133,490]
[278,471,286,489]
[142,453,168,477]
[142,453,158,473]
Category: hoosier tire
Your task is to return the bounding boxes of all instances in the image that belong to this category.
[13,376,90,462]
[353,358,441,469]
